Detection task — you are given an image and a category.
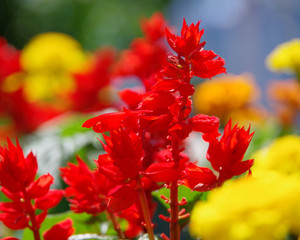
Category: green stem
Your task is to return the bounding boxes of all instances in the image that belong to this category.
[136,177,155,240]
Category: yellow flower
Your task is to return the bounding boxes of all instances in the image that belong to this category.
[2,32,87,106]
[252,135,300,178]
[190,173,300,240]
[193,73,265,125]
[266,39,300,74]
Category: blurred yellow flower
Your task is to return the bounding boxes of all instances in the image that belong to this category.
[266,39,300,74]
[3,32,87,106]
[190,173,300,240]
[252,135,300,178]
[193,73,266,125]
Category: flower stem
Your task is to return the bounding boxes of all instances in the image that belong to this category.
[170,140,180,240]
[29,210,41,240]
[23,191,41,240]
[136,177,155,240]
[108,212,125,239]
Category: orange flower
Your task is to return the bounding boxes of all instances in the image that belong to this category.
[268,79,300,126]
[193,73,266,125]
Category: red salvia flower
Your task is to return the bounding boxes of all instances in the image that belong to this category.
[71,48,115,112]
[0,138,37,193]
[165,19,226,79]
[113,13,168,84]
[98,129,144,180]
[61,156,114,215]
[188,114,220,141]
[207,119,254,184]
[166,19,204,57]
[0,138,63,232]
[141,12,167,42]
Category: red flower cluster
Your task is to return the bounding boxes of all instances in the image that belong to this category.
[166,19,226,78]
[0,13,255,240]
[82,17,253,240]
[114,12,168,88]
[61,151,156,238]
[61,156,115,215]
[0,38,62,135]
[0,139,72,240]
[184,120,254,191]
[70,48,115,112]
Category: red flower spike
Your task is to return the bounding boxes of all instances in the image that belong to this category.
[70,48,115,112]
[141,12,166,42]
[0,138,37,193]
[100,129,144,179]
[206,120,254,184]
[43,218,74,240]
[0,138,64,235]
[188,114,220,141]
[96,154,127,183]
[114,38,167,80]
[61,156,114,215]
[166,19,204,57]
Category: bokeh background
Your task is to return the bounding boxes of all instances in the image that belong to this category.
[1,0,300,106]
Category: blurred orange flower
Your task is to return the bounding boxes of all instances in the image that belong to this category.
[268,79,300,126]
[193,73,267,126]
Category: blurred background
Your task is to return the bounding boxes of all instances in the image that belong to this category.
[1,0,300,106]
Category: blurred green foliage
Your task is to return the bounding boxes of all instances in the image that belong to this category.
[0,0,171,50]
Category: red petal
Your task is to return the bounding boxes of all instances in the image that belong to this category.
[145,162,180,182]
[0,212,29,230]
[82,112,127,132]
[28,174,53,199]
[34,190,64,210]
[107,186,137,212]
[119,89,142,109]
[184,162,217,192]
[43,218,74,240]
